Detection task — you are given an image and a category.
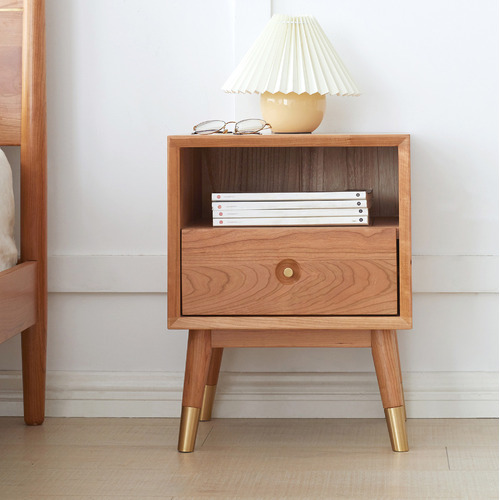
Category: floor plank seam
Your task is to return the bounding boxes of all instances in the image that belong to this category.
[445,446,451,470]
[199,422,215,449]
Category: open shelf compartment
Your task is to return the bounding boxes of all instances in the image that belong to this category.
[179,145,399,227]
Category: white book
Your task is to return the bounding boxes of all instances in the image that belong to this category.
[213,216,369,226]
[211,191,372,202]
[212,200,371,209]
[213,208,368,218]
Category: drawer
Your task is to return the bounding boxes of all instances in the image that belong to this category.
[181,227,398,316]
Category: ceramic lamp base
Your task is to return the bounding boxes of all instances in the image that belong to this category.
[260,92,326,133]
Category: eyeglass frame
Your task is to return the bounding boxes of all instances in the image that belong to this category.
[192,119,272,135]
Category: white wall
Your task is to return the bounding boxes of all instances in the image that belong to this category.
[0,0,497,417]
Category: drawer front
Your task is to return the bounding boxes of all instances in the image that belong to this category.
[181,227,398,316]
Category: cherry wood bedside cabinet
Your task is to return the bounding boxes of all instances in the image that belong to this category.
[167,134,412,453]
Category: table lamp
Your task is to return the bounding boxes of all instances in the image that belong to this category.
[222,14,360,133]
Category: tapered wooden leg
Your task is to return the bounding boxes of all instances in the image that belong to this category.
[371,330,409,452]
[394,332,407,421]
[200,348,223,421]
[178,330,212,453]
[21,322,47,426]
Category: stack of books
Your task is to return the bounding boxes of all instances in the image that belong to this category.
[212,191,372,226]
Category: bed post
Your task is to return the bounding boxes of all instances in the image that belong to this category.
[20,0,47,425]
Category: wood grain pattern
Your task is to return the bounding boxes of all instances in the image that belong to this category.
[183,226,397,259]
[180,148,202,228]
[378,146,399,216]
[301,146,343,191]
[167,140,181,327]
[182,226,398,316]
[0,262,37,343]
[398,137,412,326]
[394,331,406,411]
[0,0,23,8]
[182,330,212,408]
[19,0,47,426]
[170,315,413,331]
[371,329,404,408]
[0,11,22,145]
[212,329,371,348]
[199,146,398,220]
[206,347,223,385]
[168,134,410,148]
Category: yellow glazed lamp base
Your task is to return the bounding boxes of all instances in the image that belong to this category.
[260,92,326,133]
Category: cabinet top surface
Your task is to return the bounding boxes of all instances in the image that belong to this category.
[168,134,410,148]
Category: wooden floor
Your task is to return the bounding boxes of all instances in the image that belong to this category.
[0,417,497,499]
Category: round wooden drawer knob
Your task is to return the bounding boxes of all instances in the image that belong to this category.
[276,259,300,284]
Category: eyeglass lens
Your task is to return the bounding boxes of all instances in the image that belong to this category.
[234,119,267,134]
[193,120,226,134]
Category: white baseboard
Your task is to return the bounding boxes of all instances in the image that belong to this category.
[0,371,497,418]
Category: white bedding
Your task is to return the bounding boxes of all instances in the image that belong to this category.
[0,148,18,272]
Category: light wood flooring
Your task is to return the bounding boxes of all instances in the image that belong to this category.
[0,417,497,499]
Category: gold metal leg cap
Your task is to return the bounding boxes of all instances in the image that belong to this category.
[200,385,217,422]
[385,406,409,452]
[178,406,201,453]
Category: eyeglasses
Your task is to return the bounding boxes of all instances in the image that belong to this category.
[192,119,271,135]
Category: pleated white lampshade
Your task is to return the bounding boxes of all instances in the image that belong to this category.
[222,14,360,97]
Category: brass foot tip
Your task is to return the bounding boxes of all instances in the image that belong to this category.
[200,385,217,421]
[178,406,201,453]
[385,406,409,452]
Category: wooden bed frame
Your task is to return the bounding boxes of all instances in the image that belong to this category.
[0,0,47,425]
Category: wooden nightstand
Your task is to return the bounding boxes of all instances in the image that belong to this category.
[167,134,412,453]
